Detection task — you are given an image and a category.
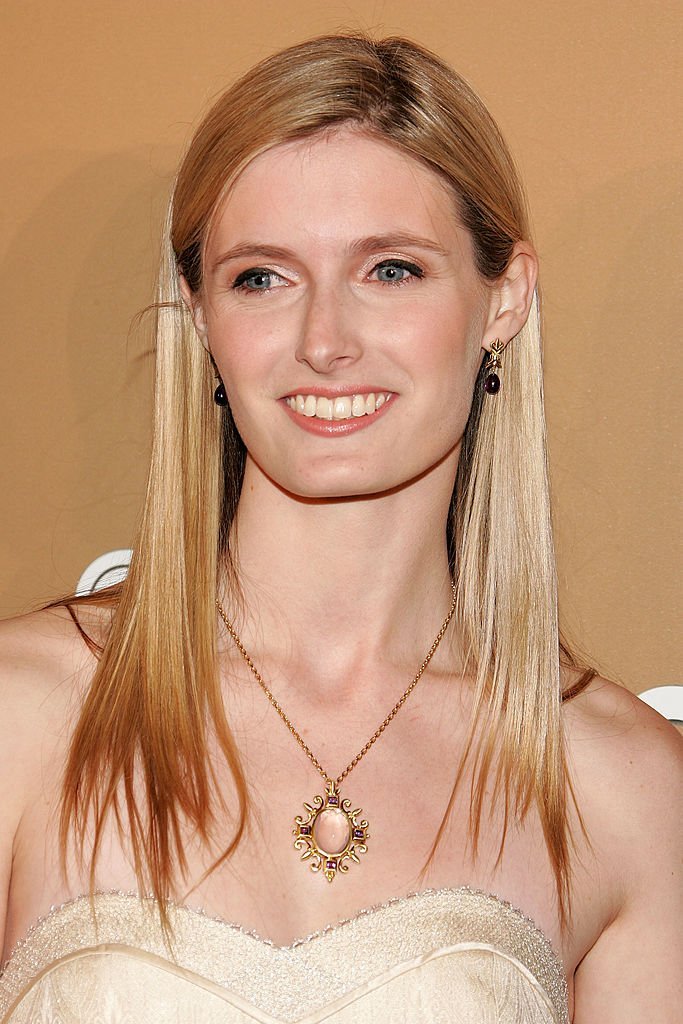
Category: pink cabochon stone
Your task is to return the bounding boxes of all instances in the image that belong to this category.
[313,808,351,855]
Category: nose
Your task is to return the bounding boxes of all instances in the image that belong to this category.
[294,283,363,374]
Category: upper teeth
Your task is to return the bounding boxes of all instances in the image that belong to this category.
[286,393,390,420]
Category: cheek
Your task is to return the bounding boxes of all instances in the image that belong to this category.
[207,312,279,391]
[402,301,483,387]
[406,306,484,448]
[205,316,289,458]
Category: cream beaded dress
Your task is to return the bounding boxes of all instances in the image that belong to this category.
[0,887,569,1023]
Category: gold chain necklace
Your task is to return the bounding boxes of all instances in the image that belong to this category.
[216,582,456,883]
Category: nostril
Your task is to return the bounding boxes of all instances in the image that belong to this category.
[295,307,363,372]
[295,348,359,373]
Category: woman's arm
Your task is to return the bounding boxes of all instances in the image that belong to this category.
[570,681,682,1021]
[0,615,47,961]
[0,608,90,963]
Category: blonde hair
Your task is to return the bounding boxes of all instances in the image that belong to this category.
[61,34,594,926]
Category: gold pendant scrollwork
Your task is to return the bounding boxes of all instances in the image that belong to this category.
[293,781,369,882]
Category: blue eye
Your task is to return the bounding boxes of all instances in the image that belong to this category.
[372,260,424,284]
[232,268,281,292]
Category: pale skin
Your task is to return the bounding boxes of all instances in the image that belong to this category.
[0,130,681,1021]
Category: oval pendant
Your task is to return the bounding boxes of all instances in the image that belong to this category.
[293,781,369,881]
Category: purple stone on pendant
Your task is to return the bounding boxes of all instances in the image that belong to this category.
[353,828,364,840]
[299,825,311,835]
[484,372,501,395]
[326,859,337,871]
[327,795,339,806]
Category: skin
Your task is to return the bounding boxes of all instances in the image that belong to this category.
[190,129,499,503]
[0,130,680,1021]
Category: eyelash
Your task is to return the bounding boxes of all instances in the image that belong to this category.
[232,267,279,293]
[372,259,424,285]
[230,259,424,295]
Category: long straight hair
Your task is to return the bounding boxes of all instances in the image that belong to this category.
[60,34,594,927]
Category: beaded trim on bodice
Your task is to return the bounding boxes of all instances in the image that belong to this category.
[0,887,569,1023]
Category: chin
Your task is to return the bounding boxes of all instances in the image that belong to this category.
[244,437,458,503]
[278,475,399,503]
[267,457,441,503]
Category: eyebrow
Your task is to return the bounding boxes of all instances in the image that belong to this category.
[211,244,294,273]
[210,233,450,273]
[351,234,450,258]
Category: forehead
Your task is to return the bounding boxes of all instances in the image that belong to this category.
[208,128,470,254]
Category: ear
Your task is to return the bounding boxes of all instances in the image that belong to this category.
[178,274,210,350]
[481,242,538,352]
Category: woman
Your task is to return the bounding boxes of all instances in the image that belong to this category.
[0,34,679,1023]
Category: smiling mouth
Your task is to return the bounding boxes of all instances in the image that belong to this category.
[284,392,392,421]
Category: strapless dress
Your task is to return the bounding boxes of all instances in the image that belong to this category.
[0,888,569,1023]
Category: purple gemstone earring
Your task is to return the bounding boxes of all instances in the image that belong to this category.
[483,339,505,395]
[214,381,228,406]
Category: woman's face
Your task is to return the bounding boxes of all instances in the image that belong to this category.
[188,128,499,499]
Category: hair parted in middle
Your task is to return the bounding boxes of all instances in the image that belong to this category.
[60,34,594,929]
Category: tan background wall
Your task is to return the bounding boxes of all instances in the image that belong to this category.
[1,0,680,694]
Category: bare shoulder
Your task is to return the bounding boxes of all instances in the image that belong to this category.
[562,672,683,1020]
[0,602,106,713]
[563,672,682,808]
[0,604,106,937]
[0,602,111,779]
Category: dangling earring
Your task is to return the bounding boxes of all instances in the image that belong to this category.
[483,339,505,394]
[214,380,228,406]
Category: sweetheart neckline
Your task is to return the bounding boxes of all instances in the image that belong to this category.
[1,887,570,1024]
[2,884,564,967]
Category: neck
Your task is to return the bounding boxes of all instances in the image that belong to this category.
[220,455,463,686]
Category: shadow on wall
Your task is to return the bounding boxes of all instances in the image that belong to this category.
[0,147,176,613]
[541,160,682,688]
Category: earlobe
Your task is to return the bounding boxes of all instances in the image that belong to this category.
[482,242,538,351]
[178,273,210,349]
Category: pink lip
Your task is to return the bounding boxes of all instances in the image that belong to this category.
[280,394,395,436]
[281,385,391,399]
